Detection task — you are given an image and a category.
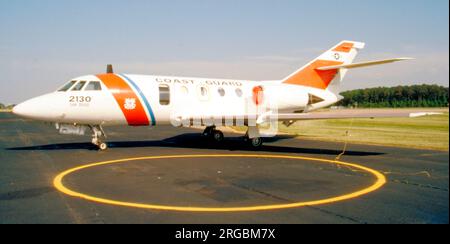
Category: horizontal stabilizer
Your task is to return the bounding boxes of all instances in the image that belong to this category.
[316,58,414,71]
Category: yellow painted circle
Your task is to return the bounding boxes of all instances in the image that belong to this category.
[53,154,386,212]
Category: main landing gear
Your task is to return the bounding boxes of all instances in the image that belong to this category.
[202,126,224,143]
[245,135,263,148]
[202,126,263,148]
[90,125,108,151]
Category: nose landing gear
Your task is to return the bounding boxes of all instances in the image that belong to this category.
[90,125,108,151]
[97,141,108,151]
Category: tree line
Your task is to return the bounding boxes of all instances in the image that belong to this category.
[0,103,15,110]
[337,84,449,108]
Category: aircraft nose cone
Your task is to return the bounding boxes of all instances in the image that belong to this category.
[12,105,19,115]
[12,101,32,118]
[12,94,61,121]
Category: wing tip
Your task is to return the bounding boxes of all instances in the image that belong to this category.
[409,112,443,118]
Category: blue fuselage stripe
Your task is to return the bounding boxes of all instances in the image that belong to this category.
[119,74,156,126]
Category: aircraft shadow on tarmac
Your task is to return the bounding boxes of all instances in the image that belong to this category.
[0,187,55,201]
[7,133,383,156]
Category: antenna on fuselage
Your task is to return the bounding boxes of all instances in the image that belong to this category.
[106,64,114,74]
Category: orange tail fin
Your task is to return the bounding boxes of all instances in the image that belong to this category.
[283,41,365,89]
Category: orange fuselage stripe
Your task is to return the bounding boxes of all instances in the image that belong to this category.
[97,74,150,126]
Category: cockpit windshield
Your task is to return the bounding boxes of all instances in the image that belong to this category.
[85,81,102,91]
[58,80,77,92]
[71,81,87,91]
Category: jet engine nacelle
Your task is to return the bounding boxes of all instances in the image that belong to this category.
[263,84,309,112]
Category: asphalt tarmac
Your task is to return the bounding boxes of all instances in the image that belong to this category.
[0,112,448,223]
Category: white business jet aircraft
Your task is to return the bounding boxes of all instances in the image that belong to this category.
[13,41,431,150]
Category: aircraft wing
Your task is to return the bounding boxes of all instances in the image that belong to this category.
[273,110,442,122]
[176,110,442,127]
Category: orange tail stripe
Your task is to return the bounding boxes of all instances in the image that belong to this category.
[97,74,150,126]
[333,42,354,53]
[283,60,343,89]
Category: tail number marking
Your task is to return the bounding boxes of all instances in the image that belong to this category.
[69,96,92,103]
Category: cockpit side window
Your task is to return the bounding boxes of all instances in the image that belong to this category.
[84,81,102,91]
[71,81,87,91]
[58,80,77,92]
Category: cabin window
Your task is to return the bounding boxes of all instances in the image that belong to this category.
[180,86,189,95]
[71,81,87,91]
[218,87,225,97]
[84,81,102,91]
[198,86,209,101]
[58,80,77,92]
[235,88,243,97]
[159,85,170,105]
[201,87,208,96]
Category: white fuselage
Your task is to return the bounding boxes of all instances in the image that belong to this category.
[14,73,340,127]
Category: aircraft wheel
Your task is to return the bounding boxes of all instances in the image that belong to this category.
[249,137,263,148]
[98,142,108,151]
[202,126,216,137]
[212,130,224,142]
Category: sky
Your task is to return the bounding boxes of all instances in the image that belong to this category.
[0,0,448,104]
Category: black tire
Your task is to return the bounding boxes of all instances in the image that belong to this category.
[249,137,263,148]
[212,130,224,142]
